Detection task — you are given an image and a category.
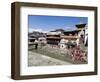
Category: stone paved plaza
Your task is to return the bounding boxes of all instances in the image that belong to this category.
[28,44,87,66]
[28,51,71,66]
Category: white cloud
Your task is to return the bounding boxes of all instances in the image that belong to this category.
[29,28,48,33]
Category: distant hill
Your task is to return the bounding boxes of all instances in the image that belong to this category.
[28,31,46,38]
[50,29,65,32]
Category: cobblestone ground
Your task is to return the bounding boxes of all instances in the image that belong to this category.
[28,44,87,66]
[28,51,71,66]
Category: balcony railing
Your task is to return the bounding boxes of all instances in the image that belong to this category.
[61,35,79,39]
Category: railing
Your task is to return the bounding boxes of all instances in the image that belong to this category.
[61,35,79,39]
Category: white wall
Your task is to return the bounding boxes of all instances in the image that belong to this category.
[0,0,100,82]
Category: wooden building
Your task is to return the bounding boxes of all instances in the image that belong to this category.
[46,23,87,49]
[46,32,61,46]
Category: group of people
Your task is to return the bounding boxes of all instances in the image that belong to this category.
[69,45,87,62]
[66,37,87,62]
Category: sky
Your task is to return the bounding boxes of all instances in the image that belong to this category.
[28,15,88,33]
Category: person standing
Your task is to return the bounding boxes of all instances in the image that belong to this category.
[34,38,38,49]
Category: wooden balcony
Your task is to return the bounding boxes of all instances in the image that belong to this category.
[46,37,61,39]
[61,35,79,39]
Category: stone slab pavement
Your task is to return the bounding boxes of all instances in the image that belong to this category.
[28,51,72,66]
